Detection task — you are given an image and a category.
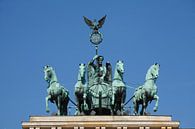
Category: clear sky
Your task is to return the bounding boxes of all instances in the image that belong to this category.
[0,0,195,129]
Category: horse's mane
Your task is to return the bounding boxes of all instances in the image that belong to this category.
[145,65,153,80]
[145,64,159,81]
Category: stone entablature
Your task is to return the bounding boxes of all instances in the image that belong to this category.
[22,116,180,129]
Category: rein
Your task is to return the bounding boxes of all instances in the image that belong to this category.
[145,77,157,82]
[47,80,57,88]
[77,78,86,84]
[113,68,123,82]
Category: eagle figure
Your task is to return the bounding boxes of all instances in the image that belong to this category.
[83,15,106,32]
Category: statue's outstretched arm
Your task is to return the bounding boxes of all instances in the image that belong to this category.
[92,55,98,62]
[89,55,98,66]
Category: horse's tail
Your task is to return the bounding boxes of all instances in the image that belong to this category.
[124,95,135,106]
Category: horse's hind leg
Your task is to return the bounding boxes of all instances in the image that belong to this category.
[153,95,159,112]
[141,102,148,115]
[142,94,147,115]
[133,101,139,115]
[121,88,126,115]
[140,104,143,115]
[62,98,68,115]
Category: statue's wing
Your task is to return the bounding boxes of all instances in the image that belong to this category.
[97,15,106,29]
[83,16,94,28]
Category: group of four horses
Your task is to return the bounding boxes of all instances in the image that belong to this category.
[44,58,160,116]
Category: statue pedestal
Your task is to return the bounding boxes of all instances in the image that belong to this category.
[22,115,180,129]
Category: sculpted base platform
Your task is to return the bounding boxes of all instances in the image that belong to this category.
[22,115,180,129]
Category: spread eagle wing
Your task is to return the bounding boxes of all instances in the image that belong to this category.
[97,15,106,29]
[83,16,94,29]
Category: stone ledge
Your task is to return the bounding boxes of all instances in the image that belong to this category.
[22,116,180,129]
[22,121,180,128]
[29,115,173,122]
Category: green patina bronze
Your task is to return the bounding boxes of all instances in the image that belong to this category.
[44,65,69,115]
[132,63,160,115]
[84,15,106,55]
[86,55,113,115]
[74,63,87,115]
[74,55,127,115]
[112,60,126,115]
[43,16,161,116]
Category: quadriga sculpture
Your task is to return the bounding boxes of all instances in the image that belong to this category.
[133,63,160,115]
[112,60,126,115]
[44,65,69,115]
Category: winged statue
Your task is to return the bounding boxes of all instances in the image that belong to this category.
[83,15,106,31]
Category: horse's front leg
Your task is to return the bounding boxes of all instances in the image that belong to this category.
[121,90,126,115]
[57,96,61,115]
[83,93,89,111]
[120,102,124,115]
[143,102,148,115]
[111,87,115,106]
[153,94,159,112]
[46,95,51,113]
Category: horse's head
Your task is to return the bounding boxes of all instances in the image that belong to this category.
[116,60,124,75]
[44,65,56,83]
[146,63,160,80]
[79,63,86,79]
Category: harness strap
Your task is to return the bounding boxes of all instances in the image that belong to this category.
[113,78,122,81]
[50,81,57,85]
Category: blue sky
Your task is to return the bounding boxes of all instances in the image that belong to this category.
[0,0,195,128]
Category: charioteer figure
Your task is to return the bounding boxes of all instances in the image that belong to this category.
[88,55,106,84]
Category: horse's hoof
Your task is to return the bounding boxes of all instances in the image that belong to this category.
[80,112,85,116]
[153,107,158,112]
[134,113,138,116]
[74,111,79,116]
[90,110,96,115]
[144,112,148,115]
[57,112,60,116]
[111,111,114,115]
[116,110,121,116]
[46,107,50,112]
